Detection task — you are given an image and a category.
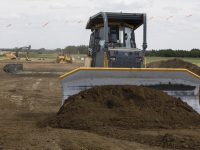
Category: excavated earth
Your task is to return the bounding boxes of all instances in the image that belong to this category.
[43,85,200,149]
[2,59,200,149]
[147,58,200,76]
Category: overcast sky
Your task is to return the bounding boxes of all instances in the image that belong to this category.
[0,0,200,50]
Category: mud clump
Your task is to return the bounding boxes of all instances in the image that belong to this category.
[44,85,200,130]
[147,58,200,76]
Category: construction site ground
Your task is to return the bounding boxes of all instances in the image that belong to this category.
[1,60,200,150]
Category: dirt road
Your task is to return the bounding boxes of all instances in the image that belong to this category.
[0,61,200,149]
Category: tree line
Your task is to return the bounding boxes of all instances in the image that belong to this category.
[62,45,88,54]
[62,47,200,57]
[3,46,200,57]
[145,49,200,57]
[62,46,200,57]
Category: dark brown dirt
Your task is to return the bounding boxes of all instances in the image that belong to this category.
[45,85,200,130]
[2,60,200,150]
[41,85,200,149]
[147,58,200,76]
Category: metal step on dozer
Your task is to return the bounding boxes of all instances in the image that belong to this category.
[60,12,200,105]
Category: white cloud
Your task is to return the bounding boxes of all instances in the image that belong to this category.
[0,0,199,49]
[49,2,67,9]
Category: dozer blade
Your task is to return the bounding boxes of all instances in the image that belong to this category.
[60,67,200,105]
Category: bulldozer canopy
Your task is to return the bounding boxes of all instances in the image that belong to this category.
[86,12,145,30]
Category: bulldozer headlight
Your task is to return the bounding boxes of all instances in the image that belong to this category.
[110,57,116,61]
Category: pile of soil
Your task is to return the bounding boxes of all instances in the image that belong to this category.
[44,85,200,130]
[147,58,200,76]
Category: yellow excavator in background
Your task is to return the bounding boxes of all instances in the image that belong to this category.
[18,45,31,61]
[3,45,31,73]
[3,45,31,61]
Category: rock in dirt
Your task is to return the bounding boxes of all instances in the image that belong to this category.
[3,64,23,73]
[43,85,200,130]
[147,58,200,76]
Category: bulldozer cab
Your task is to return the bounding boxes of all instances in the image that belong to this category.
[90,25,136,49]
[86,12,147,68]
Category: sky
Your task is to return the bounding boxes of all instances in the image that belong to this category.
[0,0,200,50]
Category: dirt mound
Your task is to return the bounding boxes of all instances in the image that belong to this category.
[147,58,200,75]
[44,85,200,130]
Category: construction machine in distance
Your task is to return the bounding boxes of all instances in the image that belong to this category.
[3,45,31,73]
[3,45,31,61]
[60,12,200,105]
[4,52,17,60]
[56,53,72,64]
[16,45,32,61]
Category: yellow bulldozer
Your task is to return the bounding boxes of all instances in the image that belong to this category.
[59,12,200,105]
[56,53,72,64]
